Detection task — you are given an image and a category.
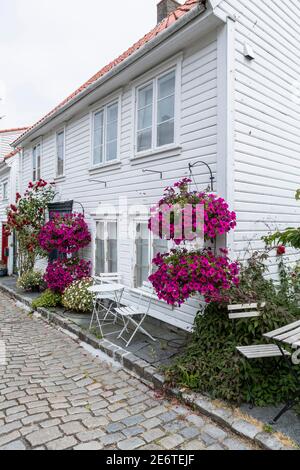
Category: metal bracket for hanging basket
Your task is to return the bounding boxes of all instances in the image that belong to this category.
[142,169,163,179]
[89,179,107,188]
[188,161,215,191]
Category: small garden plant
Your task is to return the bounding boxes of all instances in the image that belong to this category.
[32,290,62,309]
[17,270,45,292]
[62,278,93,313]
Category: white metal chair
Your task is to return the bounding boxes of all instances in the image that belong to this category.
[115,281,157,347]
[89,273,123,332]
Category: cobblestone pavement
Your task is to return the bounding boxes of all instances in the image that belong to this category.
[0,294,258,451]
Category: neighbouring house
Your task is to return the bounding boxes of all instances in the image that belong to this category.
[11,0,300,331]
[0,128,28,275]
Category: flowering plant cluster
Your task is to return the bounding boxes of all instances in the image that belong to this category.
[44,258,92,293]
[149,248,240,306]
[62,278,94,313]
[39,213,91,254]
[148,178,236,244]
[6,180,56,274]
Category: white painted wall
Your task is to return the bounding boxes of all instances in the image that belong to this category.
[21,34,219,331]
[0,130,23,160]
[18,0,300,328]
[215,0,300,275]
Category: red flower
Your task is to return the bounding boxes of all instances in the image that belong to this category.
[277,245,286,256]
[10,204,17,212]
[16,193,21,202]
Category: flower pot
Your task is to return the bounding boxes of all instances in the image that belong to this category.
[0,267,8,277]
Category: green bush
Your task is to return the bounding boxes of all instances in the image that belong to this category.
[62,278,93,313]
[166,251,300,406]
[17,270,45,292]
[32,290,62,309]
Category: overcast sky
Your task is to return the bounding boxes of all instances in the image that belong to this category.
[0,0,161,129]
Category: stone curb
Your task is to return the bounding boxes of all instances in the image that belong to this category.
[0,282,298,451]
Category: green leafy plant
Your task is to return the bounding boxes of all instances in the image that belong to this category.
[17,270,45,292]
[166,250,300,406]
[62,278,93,313]
[6,180,56,275]
[264,189,300,249]
[32,289,62,309]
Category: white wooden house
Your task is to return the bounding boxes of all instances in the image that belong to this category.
[0,128,27,274]
[12,0,300,331]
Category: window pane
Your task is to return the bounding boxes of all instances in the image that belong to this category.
[93,146,103,165]
[93,111,104,165]
[136,223,150,288]
[94,111,104,130]
[107,222,118,273]
[153,238,168,258]
[106,121,118,142]
[137,129,152,152]
[157,120,175,147]
[107,103,118,124]
[106,141,117,162]
[138,84,153,109]
[158,71,175,100]
[95,222,105,275]
[95,240,105,274]
[57,132,64,176]
[57,159,64,177]
[157,95,175,124]
[138,106,152,131]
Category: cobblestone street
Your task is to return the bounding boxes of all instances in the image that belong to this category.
[0,293,256,450]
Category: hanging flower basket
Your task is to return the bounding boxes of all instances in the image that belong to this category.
[149,248,240,307]
[39,213,91,254]
[148,178,236,244]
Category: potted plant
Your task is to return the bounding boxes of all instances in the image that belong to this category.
[0,261,8,277]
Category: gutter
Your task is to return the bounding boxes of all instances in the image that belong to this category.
[13,2,210,147]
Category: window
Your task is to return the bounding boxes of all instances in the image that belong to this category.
[2,182,8,201]
[32,143,41,181]
[136,69,176,153]
[92,102,119,166]
[95,220,118,274]
[56,130,65,177]
[135,222,168,288]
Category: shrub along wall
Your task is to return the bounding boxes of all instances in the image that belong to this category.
[166,251,300,406]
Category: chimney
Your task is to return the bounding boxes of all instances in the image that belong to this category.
[157,0,181,23]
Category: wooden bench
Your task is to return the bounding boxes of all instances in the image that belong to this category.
[228,303,265,320]
[237,344,290,359]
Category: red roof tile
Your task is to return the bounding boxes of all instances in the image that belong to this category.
[0,127,28,134]
[14,0,205,145]
[3,148,21,160]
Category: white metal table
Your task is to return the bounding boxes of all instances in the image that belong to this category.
[88,283,125,338]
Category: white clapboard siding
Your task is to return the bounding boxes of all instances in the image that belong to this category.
[20,37,218,331]
[217,0,300,265]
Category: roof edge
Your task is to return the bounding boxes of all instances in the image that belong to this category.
[0,127,28,134]
[13,1,207,147]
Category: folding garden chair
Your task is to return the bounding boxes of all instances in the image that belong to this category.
[89,273,124,334]
[115,282,157,347]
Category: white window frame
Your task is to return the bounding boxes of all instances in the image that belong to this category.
[56,128,66,178]
[133,217,170,290]
[133,57,181,157]
[90,95,121,168]
[32,142,42,182]
[2,181,8,201]
[94,218,119,275]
